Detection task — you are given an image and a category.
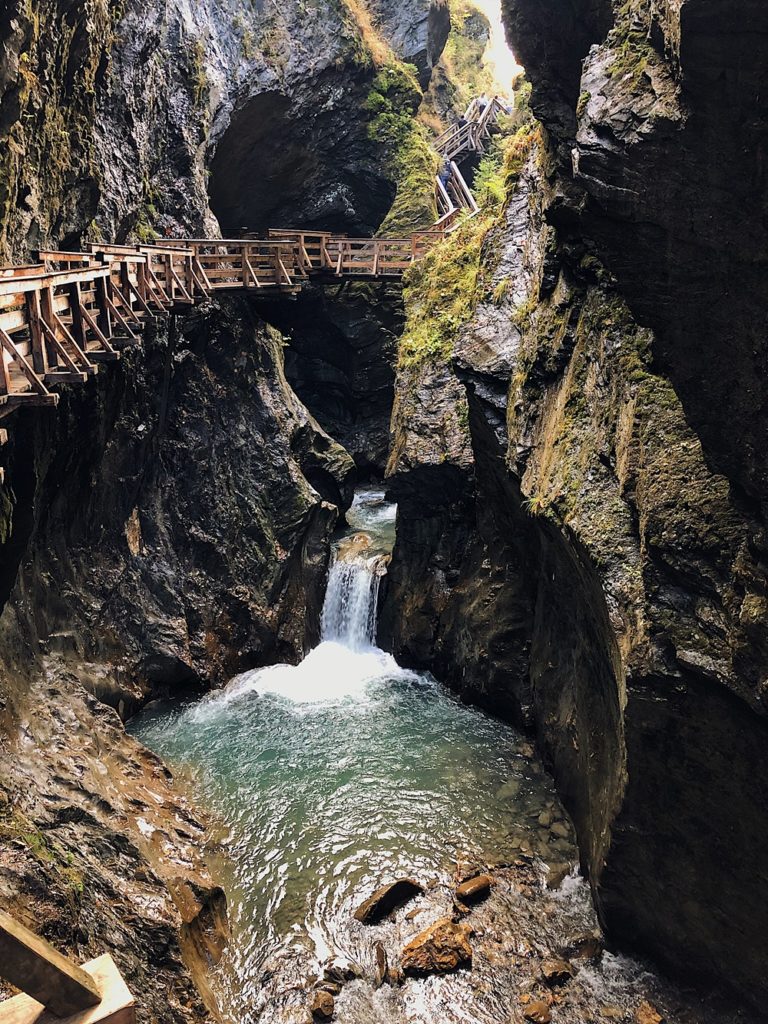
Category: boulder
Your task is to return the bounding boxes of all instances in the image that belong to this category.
[401,918,472,976]
[541,956,574,987]
[353,878,424,924]
[309,990,334,1021]
[455,874,493,904]
[523,1000,552,1023]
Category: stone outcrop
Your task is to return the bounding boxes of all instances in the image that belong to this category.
[369,0,451,87]
[383,0,768,1009]
[260,283,404,473]
[400,918,472,976]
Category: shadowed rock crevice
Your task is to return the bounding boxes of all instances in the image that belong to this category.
[260,283,404,473]
[209,80,397,236]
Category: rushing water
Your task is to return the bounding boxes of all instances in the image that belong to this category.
[129,489,738,1024]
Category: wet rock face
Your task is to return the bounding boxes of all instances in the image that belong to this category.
[0,295,353,716]
[0,0,451,258]
[261,283,404,473]
[505,0,768,501]
[0,667,225,1022]
[385,45,768,1012]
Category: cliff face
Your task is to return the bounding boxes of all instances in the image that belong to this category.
[0,0,449,257]
[383,0,768,1007]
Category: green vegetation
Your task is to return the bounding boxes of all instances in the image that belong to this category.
[398,122,539,367]
[188,38,210,108]
[607,0,658,87]
[366,63,439,236]
[0,807,85,908]
[440,0,495,113]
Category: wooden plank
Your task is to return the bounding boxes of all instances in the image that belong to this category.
[0,955,134,1024]
[0,910,100,1016]
[26,289,47,375]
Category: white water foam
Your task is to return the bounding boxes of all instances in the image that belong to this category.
[204,554,417,708]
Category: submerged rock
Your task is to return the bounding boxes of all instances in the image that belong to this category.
[635,1003,665,1024]
[309,989,335,1021]
[373,941,388,989]
[455,874,493,904]
[401,918,473,976]
[540,957,574,987]
[353,878,424,924]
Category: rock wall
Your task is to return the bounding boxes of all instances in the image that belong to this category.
[0,295,353,1016]
[382,0,768,1007]
[0,0,450,258]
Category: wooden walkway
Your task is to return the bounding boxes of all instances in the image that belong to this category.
[0,95,506,474]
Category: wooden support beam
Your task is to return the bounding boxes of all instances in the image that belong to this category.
[0,328,53,398]
[0,909,101,1016]
[26,289,48,375]
[0,954,135,1024]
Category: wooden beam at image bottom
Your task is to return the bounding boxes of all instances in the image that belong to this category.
[0,955,135,1024]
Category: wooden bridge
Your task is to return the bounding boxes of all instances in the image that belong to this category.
[0,94,505,477]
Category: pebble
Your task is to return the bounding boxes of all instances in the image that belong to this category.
[550,821,570,839]
[309,990,334,1021]
[523,999,552,1023]
[455,874,493,904]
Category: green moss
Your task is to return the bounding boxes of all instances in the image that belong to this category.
[577,90,591,118]
[365,62,439,235]
[607,1,658,88]
[398,216,488,366]
[188,38,210,108]
[0,808,85,908]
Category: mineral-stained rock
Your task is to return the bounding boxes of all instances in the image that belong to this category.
[401,918,472,976]
[353,878,424,924]
[635,1002,664,1024]
[541,957,574,987]
[373,941,388,988]
[523,1000,552,1023]
[309,989,335,1021]
[455,874,493,904]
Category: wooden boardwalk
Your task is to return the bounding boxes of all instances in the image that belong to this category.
[0,95,505,473]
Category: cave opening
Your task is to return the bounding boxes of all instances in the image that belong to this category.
[208,85,396,237]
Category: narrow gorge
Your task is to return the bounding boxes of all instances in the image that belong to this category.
[0,2,765,1024]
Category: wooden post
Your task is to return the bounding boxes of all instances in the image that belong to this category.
[25,289,48,375]
[68,281,88,352]
[95,275,113,340]
[0,909,101,1016]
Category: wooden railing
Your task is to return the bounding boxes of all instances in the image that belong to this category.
[0,909,135,1023]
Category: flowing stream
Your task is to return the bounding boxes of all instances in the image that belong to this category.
[129,489,741,1024]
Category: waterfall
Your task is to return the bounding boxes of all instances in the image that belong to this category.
[321,557,383,650]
